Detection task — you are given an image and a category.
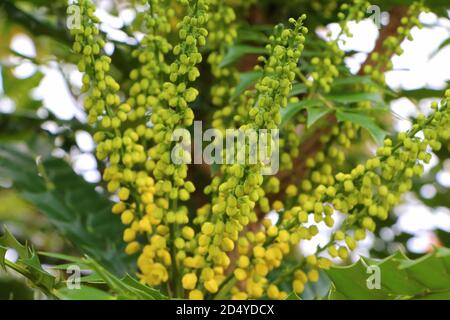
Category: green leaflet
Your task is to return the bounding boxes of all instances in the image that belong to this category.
[280,99,327,128]
[55,286,115,300]
[326,92,385,107]
[335,110,388,145]
[236,26,269,44]
[306,106,332,128]
[220,45,268,68]
[233,71,306,100]
[0,144,133,276]
[285,292,302,300]
[326,248,450,300]
[233,71,262,99]
[290,83,308,97]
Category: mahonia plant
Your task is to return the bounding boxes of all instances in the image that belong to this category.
[70,0,449,300]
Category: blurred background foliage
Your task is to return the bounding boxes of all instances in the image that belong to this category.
[0,0,449,299]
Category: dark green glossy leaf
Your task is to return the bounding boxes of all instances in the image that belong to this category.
[220,45,267,68]
[326,248,450,300]
[285,292,302,300]
[280,99,325,128]
[0,144,133,276]
[335,110,387,145]
[290,83,308,97]
[233,71,262,98]
[55,286,114,300]
[326,92,385,107]
[307,105,332,128]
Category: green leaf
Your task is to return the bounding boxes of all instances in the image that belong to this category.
[285,292,302,300]
[0,245,6,271]
[236,27,269,44]
[307,106,332,128]
[233,71,262,99]
[300,269,331,300]
[393,87,447,101]
[326,92,385,107]
[326,248,450,300]
[280,99,325,128]
[0,226,56,295]
[55,286,115,300]
[121,275,167,300]
[1,234,167,300]
[289,83,307,97]
[335,110,387,145]
[220,45,268,68]
[332,75,377,87]
[0,144,133,276]
[1,67,43,111]
[0,226,28,258]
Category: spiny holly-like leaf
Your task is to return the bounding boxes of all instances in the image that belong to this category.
[0,230,167,300]
[0,226,56,295]
[326,248,450,300]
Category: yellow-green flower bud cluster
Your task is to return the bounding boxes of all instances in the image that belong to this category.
[337,0,371,38]
[307,0,369,93]
[229,121,357,299]
[137,0,209,288]
[214,16,308,226]
[207,0,239,108]
[221,92,449,299]
[278,117,303,171]
[363,2,427,85]
[73,0,157,257]
[307,42,343,94]
[128,0,173,113]
[180,16,308,299]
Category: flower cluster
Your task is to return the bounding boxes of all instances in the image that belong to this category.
[306,0,370,93]
[206,0,239,107]
[137,0,209,289]
[363,1,427,85]
[71,0,448,301]
[72,0,157,257]
[185,16,309,299]
[225,91,450,299]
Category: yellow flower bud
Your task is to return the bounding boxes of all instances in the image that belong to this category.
[182,273,198,290]
[189,289,204,300]
[204,279,218,293]
[234,268,247,281]
[125,241,140,255]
